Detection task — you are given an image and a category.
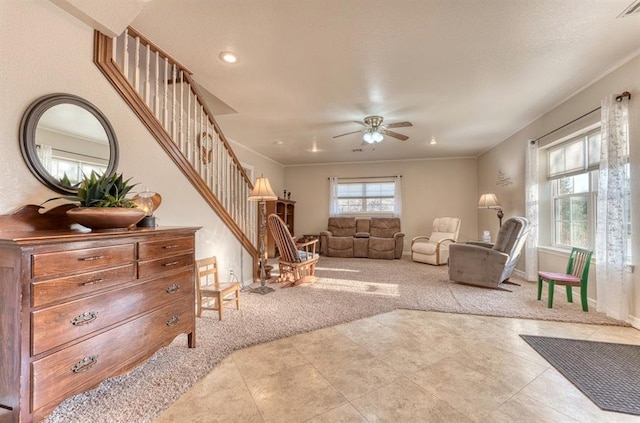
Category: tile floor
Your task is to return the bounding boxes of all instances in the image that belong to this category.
[155,310,640,423]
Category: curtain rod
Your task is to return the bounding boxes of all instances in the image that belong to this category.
[327,175,402,180]
[531,91,631,144]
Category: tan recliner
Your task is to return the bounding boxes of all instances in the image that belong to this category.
[411,217,461,265]
[448,217,530,289]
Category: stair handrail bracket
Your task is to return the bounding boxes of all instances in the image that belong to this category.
[94,27,258,267]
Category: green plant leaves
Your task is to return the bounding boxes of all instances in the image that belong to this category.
[44,171,138,208]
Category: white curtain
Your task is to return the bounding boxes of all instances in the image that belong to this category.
[36,143,53,173]
[328,176,340,216]
[596,94,630,321]
[525,140,539,281]
[393,175,403,217]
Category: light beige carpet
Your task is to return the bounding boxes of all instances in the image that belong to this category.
[45,256,626,423]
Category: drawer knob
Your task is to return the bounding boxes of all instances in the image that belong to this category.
[163,244,179,249]
[166,315,180,326]
[162,261,180,267]
[71,355,99,373]
[82,278,104,286]
[165,283,181,294]
[71,311,99,326]
[79,255,105,262]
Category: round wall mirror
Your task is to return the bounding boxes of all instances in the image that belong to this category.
[20,93,119,195]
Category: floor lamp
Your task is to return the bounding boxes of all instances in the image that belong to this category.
[248,176,278,294]
[478,193,504,227]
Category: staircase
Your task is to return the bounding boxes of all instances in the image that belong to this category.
[94,27,258,267]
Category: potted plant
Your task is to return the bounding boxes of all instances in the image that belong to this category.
[48,171,146,229]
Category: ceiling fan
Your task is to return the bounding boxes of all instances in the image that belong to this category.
[333,115,413,143]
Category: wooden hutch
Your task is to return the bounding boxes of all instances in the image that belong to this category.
[265,198,295,258]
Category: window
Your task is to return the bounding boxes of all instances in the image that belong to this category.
[49,156,107,186]
[548,129,600,249]
[330,177,401,216]
[552,171,597,249]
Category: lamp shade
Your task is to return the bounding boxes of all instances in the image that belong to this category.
[478,193,501,209]
[248,176,278,201]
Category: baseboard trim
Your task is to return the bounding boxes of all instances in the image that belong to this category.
[628,315,640,330]
[512,269,527,280]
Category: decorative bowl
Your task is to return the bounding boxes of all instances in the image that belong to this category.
[66,207,146,230]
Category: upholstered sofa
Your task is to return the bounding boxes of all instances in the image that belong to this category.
[319,217,404,259]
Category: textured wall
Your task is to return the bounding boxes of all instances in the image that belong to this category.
[477,54,640,320]
[284,157,478,253]
[0,0,260,286]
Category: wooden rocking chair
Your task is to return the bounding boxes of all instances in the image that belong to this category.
[267,213,319,288]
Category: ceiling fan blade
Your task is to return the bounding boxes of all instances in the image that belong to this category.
[385,121,413,129]
[352,120,368,127]
[382,129,409,141]
[333,129,365,139]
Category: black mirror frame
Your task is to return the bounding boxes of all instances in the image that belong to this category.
[20,93,119,195]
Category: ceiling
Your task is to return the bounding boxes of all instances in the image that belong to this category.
[130,0,640,166]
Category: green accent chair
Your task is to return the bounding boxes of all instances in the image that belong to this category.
[537,247,593,311]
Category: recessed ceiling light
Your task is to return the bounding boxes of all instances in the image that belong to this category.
[273,141,284,145]
[219,51,238,64]
[430,138,437,145]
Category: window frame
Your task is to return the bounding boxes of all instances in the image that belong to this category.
[547,127,601,251]
[550,171,598,250]
[331,177,400,217]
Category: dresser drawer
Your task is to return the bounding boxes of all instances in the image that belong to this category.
[31,264,136,308]
[31,269,193,356]
[138,253,194,279]
[31,297,194,412]
[138,236,194,260]
[32,244,135,278]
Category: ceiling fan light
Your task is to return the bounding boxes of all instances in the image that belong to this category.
[363,132,375,143]
[372,131,384,142]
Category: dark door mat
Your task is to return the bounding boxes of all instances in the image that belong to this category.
[520,335,640,416]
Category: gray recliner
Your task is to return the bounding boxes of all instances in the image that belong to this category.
[448,217,530,289]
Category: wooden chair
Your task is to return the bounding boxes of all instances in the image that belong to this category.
[267,213,319,288]
[195,256,240,319]
[538,247,593,311]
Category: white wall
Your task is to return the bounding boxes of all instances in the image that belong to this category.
[229,139,284,194]
[284,158,478,252]
[477,53,640,322]
[0,1,252,286]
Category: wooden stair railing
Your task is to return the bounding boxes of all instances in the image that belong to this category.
[94,27,258,270]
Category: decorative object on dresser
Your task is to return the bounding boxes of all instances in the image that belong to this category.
[0,204,199,422]
[411,217,461,265]
[247,176,278,294]
[265,197,295,258]
[47,171,145,230]
[267,213,319,288]
[20,93,120,195]
[133,189,162,228]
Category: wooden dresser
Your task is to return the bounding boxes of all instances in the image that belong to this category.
[0,207,199,422]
